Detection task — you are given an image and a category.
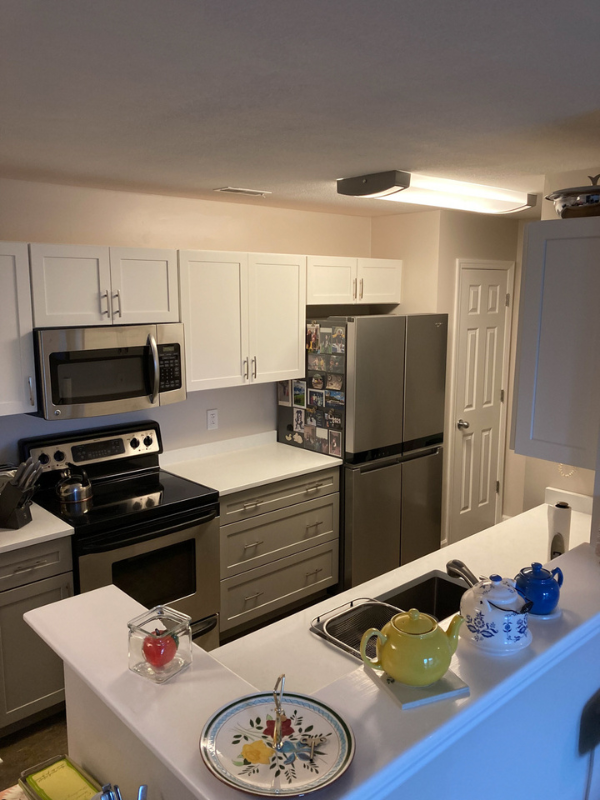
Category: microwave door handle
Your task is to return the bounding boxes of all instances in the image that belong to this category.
[147,333,160,403]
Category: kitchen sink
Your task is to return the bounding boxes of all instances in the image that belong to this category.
[375,570,467,621]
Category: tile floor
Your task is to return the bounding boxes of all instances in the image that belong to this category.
[0,712,67,789]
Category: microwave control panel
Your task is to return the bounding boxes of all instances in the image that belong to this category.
[158,344,182,392]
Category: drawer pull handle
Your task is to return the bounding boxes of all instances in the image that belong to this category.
[242,501,263,511]
[243,540,264,550]
[244,591,264,603]
[306,483,324,494]
[305,521,323,531]
[13,559,49,574]
[306,567,323,579]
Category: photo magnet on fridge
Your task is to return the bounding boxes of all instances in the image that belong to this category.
[293,380,306,407]
[308,389,325,408]
[293,408,305,433]
[307,323,320,352]
[277,380,292,406]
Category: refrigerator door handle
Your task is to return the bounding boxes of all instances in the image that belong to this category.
[400,446,442,463]
[358,456,403,473]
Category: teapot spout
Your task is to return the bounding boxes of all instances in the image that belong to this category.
[444,614,464,655]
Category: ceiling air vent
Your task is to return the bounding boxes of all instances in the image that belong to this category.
[214,187,271,198]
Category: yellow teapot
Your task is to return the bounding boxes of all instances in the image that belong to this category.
[360,608,463,686]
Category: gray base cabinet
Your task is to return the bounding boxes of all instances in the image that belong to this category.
[219,468,339,634]
[0,538,73,732]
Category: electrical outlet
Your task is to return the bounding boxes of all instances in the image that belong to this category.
[579,688,600,754]
[207,409,218,431]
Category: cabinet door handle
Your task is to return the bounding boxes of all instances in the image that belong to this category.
[353,278,357,300]
[13,559,49,574]
[359,278,364,300]
[112,289,122,317]
[306,482,324,494]
[305,521,323,531]
[243,540,264,550]
[242,501,262,512]
[100,289,110,316]
[252,356,257,379]
[28,376,35,406]
[243,357,249,380]
[244,591,264,603]
[306,567,323,579]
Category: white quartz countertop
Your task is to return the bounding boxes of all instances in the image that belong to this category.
[24,503,599,800]
[161,432,341,495]
[0,502,73,554]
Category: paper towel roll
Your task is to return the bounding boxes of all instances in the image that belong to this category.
[548,501,571,560]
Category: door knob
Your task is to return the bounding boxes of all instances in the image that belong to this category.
[457,419,470,430]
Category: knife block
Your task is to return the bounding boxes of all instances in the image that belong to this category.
[0,482,33,529]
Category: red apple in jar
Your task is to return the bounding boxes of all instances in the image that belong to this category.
[142,628,178,668]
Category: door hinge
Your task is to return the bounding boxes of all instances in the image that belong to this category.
[505,293,510,307]
[500,389,505,402]
[496,480,500,494]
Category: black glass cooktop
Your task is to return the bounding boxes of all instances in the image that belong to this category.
[34,468,219,536]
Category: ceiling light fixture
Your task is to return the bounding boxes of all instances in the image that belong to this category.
[337,170,536,214]
[214,187,272,198]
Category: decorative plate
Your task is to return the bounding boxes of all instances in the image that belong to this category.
[200,692,354,796]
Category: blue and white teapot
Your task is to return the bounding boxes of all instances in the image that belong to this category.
[460,574,533,655]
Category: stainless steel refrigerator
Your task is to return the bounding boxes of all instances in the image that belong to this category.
[276,313,448,589]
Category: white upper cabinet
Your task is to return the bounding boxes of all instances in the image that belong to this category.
[179,250,249,391]
[513,218,600,469]
[180,251,306,392]
[248,253,307,383]
[30,244,179,327]
[0,242,37,415]
[357,258,402,304]
[109,248,179,324]
[306,256,402,305]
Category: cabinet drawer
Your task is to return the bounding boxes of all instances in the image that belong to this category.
[221,468,339,524]
[221,494,339,579]
[0,537,73,592]
[220,541,339,632]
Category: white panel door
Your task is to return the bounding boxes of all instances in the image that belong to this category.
[357,258,402,304]
[306,256,356,304]
[0,242,37,415]
[514,219,600,469]
[179,250,249,391]
[248,253,306,383]
[451,268,508,541]
[30,243,112,326]
[109,248,179,324]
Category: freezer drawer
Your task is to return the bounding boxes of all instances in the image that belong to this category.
[401,446,443,565]
[344,460,402,588]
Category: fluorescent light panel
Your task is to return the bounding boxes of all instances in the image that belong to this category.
[337,170,535,214]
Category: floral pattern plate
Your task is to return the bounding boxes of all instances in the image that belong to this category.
[200,692,354,796]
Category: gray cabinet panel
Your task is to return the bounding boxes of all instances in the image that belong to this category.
[0,573,73,729]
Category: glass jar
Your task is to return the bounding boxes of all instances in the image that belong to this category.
[128,605,192,684]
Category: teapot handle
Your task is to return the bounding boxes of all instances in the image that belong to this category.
[551,566,564,587]
[360,628,387,671]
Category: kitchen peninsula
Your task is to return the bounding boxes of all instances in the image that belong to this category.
[24,496,600,800]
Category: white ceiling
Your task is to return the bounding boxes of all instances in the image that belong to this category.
[1,1,599,218]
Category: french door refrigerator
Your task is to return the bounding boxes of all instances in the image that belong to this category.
[277,313,447,589]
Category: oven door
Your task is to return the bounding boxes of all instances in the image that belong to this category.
[75,508,220,650]
[35,324,185,420]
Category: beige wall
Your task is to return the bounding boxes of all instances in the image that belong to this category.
[371,211,441,313]
[0,178,371,461]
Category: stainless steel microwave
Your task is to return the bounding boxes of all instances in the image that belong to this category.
[34,323,186,420]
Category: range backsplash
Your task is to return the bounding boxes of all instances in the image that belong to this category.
[277,319,346,458]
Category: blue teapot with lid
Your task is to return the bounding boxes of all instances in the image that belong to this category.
[515,562,563,616]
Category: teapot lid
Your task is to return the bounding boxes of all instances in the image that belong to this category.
[392,608,435,635]
[519,562,553,582]
[478,574,521,608]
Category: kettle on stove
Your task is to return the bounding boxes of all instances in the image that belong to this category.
[56,463,93,504]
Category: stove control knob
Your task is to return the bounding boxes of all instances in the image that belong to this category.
[39,453,50,465]
[54,450,65,462]
[130,438,140,449]
[143,436,153,448]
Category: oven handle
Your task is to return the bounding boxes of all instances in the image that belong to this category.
[76,507,218,555]
[191,614,218,641]
[148,333,160,404]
